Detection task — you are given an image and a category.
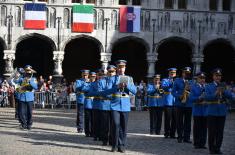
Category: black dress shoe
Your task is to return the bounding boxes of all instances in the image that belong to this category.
[118,147,125,153]
[178,139,183,143]
[215,150,223,154]
[164,135,169,138]
[200,146,207,149]
[102,142,108,146]
[170,136,176,139]
[93,137,98,141]
[111,147,117,152]
[194,146,200,149]
[209,151,216,154]
[183,140,192,143]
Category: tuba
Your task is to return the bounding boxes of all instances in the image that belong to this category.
[181,80,190,103]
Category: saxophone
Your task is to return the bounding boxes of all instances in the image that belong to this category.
[17,77,32,93]
[181,80,190,103]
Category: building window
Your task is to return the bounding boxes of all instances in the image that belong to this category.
[223,0,230,11]
[98,9,104,30]
[132,0,141,5]
[178,0,187,9]
[86,0,96,3]
[50,8,56,28]
[209,0,218,11]
[64,8,70,29]
[46,7,49,27]
[119,0,127,5]
[72,0,81,3]
[94,9,97,29]
[1,5,7,26]
[165,0,173,9]
[15,6,21,27]
[111,10,118,30]
[38,0,48,2]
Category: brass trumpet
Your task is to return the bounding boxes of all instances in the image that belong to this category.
[181,80,190,103]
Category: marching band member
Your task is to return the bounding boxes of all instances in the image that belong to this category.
[172,67,193,143]
[189,72,207,149]
[147,74,164,135]
[97,65,116,145]
[17,65,38,130]
[97,60,137,153]
[205,68,233,154]
[75,69,90,133]
[161,68,177,138]
[90,69,105,141]
[83,72,96,137]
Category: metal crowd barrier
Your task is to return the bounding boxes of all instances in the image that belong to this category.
[34,91,77,109]
[0,92,9,107]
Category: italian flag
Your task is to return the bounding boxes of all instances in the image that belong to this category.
[72,5,94,33]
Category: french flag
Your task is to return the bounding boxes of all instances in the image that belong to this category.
[24,3,46,30]
[120,6,141,33]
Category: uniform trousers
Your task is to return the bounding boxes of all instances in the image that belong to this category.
[193,116,207,147]
[207,116,226,153]
[100,110,111,144]
[76,104,84,131]
[164,106,176,137]
[176,107,192,141]
[111,111,129,149]
[20,101,33,128]
[93,109,102,140]
[149,107,163,134]
[84,108,93,136]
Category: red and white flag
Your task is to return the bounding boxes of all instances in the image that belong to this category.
[24,3,46,29]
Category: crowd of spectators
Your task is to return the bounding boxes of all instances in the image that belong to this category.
[0,76,235,110]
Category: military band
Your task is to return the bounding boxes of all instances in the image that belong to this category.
[8,61,234,154]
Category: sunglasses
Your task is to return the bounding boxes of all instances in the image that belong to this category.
[108,70,115,73]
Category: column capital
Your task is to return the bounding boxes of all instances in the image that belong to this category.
[53,51,64,61]
[3,50,15,60]
[100,52,112,62]
[147,52,158,63]
[192,54,204,63]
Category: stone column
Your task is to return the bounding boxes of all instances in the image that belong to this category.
[3,50,15,78]
[192,53,204,75]
[53,51,64,82]
[146,52,158,79]
[100,52,112,73]
[218,0,223,11]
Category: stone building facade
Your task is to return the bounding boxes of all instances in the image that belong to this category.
[0,0,234,81]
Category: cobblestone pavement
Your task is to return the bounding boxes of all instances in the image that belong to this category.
[0,108,235,155]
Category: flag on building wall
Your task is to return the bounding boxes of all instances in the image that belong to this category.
[72,5,94,33]
[24,3,46,29]
[120,6,141,33]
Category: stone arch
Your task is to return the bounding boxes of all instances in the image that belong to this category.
[111,36,150,53]
[62,34,104,53]
[0,37,6,76]
[14,33,56,51]
[202,38,235,82]
[111,36,150,83]
[62,35,103,81]
[155,36,195,77]
[0,37,7,50]
[14,33,56,78]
